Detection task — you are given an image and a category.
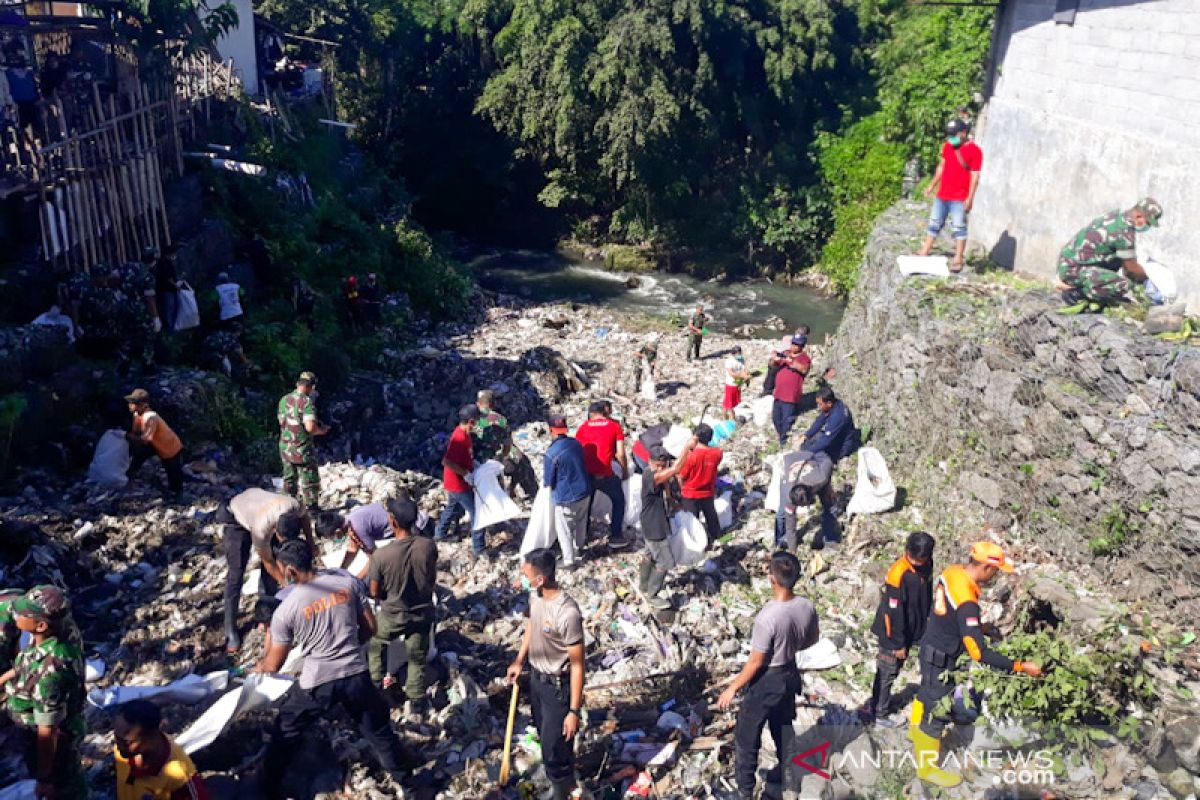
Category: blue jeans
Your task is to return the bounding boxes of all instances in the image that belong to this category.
[927,198,968,240]
[589,475,626,542]
[435,490,482,551]
[772,400,797,446]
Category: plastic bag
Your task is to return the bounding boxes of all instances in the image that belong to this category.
[173,281,201,331]
[897,255,950,277]
[796,638,842,670]
[623,472,643,528]
[87,429,130,488]
[640,378,656,401]
[472,460,523,530]
[711,419,736,446]
[751,395,774,427]
[1143,259,1177,305]
[715,491,734,529]
[846,447,897,516]
[520,487,556,555]
[176,673,294,754]
[669,512,708,567]
[764,454,783,512]
[87,671,228,709]
[662,425,694,458]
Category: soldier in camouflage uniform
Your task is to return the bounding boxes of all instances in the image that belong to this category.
[115,260,161,374]
[278,371,329,510]
[2,586,87,800]
[474,390,537,499]
[64,270,124,359]
[686,305,707,361]
[630,335,659,393]
[1057,198,1162,309]
[204,329,249,378]
[0,588,22,676]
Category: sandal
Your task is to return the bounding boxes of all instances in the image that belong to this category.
[949,259,964,273]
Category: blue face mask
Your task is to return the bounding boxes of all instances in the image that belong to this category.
[947,136,962,148]
[1134,223,1152,234]
[520,575,533,592]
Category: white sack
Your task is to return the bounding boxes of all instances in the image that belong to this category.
[640,378,656,401]
[846,447,897,516]
[87,429,130,489]
[897,255,950,277]
[87,671,228,709]
[668,512,708,567]
[520,487,556,555]
[764,454,783,512]
[796,638,842,671]
[662,425,694,458]
[715,491,734,530]
[1143,258,1178,304]
[751,395,774,428]
[623,472,643,528]
[173,281,201,331]
[176,673,294,754]
[472,460,523,530]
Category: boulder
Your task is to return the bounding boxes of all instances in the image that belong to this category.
[1145,303,1187,335]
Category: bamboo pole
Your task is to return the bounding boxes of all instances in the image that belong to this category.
[112,94,144,257]
[93,84,128,264]
[51,103,85,271]
[134,88,161,254]
[139,83,171,249]
[82,112,115,266]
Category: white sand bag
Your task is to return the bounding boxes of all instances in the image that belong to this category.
[897,255,950,277]
[640,377,656,401]
[590,489,612,523]
[472,460,523,530]
[87,429,131,488]
[623,472,643,527]
[177,673,294,754]
[796,638,842,670]
[715,491,734,530]
[1143,258,1177,304]
[764,454,783,512]
[88,671,228,709]
[173,281,201,331]
[669,512,708,567]
[846,447,897,516]
[662,425,694,458]
[520,487,556,555]
[751,395,774,427]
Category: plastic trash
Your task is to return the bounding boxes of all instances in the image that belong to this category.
[640,378,656,401]
[897,255,950,277]
[764,454,783,512]
[87,429,130,489]
[472,460,523,530]
[85,658,106,682]
[623,473,643,528]
[710,419,736,446]
[656,710,688,732]
[715,490,734,529]
[751,395,773,427]
[520,487,555,555]
[796,638,842,670]
[173,281,201,331]
[87,671,229,709]
[176,673,294,754]
[661,425,694,458]
[846,447,897,516]
[668,512,707,567]
[1143,259,1177,304]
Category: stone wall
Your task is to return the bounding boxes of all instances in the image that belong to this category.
[970,0,1200,310]
[830,200,1200,612]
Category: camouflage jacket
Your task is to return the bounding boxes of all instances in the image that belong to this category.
[473,410,510,462]
[0,589,20,675]
[278,390,317,463]
[1059,209,1137,270]
[638,343,658,366]
[6,634,86,743]
[688,312,707,335]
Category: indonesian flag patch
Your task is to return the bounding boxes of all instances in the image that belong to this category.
[966,617,980,627]
[888,598,899,608]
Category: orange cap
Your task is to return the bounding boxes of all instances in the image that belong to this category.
[971,541,1014,572]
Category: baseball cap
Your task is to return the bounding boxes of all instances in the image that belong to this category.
[547,414,569,433]
[384,496,419,530]
[791,335,808,348]
[297,371,317,385]
[1135,197,1162,227]
[13,585,70,620]
[946,119,968,137]
[971,541,1015,573]
[458,404,481,423]
[124,388,151,404]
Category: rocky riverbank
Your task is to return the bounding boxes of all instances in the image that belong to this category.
[0,207,1198,799]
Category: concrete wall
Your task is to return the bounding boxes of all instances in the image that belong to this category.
[970,0,1200,311]
[208,0,258,96]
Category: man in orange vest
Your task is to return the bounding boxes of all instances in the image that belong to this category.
[910,541,1042,787]
[125,389,184,494]
[113,699,210,800]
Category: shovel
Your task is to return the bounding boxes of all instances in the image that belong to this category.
[499,681,520,786]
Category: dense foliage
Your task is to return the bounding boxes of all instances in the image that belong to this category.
[256,0,995,289]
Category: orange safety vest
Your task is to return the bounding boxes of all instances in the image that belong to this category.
[114,736,202,800]
[133,411,183,459]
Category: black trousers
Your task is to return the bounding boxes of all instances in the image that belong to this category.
[531,670,575,788]
[263,672,411,798]
[687,334,702,361]
[681,496,720,547]
[916,646,966,738]
[129,441,183,492]
[503,450,539,499]
[869,648,905,716]
[734,666,801,799]
[219,504,280,637]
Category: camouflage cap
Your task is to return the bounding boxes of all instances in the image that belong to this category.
[12,585,70,620]
[297,371,318,385]
[1135,197,1163,227]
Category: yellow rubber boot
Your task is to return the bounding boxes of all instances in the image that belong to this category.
[907,699,924,741]
[912,728,963,788]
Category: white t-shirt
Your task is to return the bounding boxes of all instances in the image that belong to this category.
[725,357,746,387]
[216,283,243,320]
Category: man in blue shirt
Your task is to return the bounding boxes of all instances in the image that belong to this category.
[543,414,591,569]
[802,388,860,463]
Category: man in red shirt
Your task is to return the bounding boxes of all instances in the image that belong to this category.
[917,118,983,272]
[677,424,724,547]
[575,400,631,549]
[770,337,811,446]
[436,405,483,552]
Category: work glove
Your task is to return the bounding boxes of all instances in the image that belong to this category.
[153,316,163,333]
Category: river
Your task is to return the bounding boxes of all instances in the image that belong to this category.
[471,251,845,340]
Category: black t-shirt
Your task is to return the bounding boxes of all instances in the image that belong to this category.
[640,473,673,542]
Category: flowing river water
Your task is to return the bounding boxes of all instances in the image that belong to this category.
[471,250,845,340]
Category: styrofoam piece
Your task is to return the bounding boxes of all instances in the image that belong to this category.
[897,255,950,277]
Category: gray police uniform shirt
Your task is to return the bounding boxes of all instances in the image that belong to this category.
[271,568,368,689]
[749,597,820,667]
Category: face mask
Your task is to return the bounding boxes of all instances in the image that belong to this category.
[947,136,962,147]
[520,575,533,592]
[1135,223,1151,233]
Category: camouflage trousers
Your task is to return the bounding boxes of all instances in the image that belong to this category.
[281,457,320,509]
[630,357,655,392]
[117,314,155,373]
[1057,259,1130,303]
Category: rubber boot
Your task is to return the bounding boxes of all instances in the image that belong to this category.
[908,699,923,741]
[224,605,241,653]
[912,728,962,788]
[637,558,654,595]
[645,567,671,609]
